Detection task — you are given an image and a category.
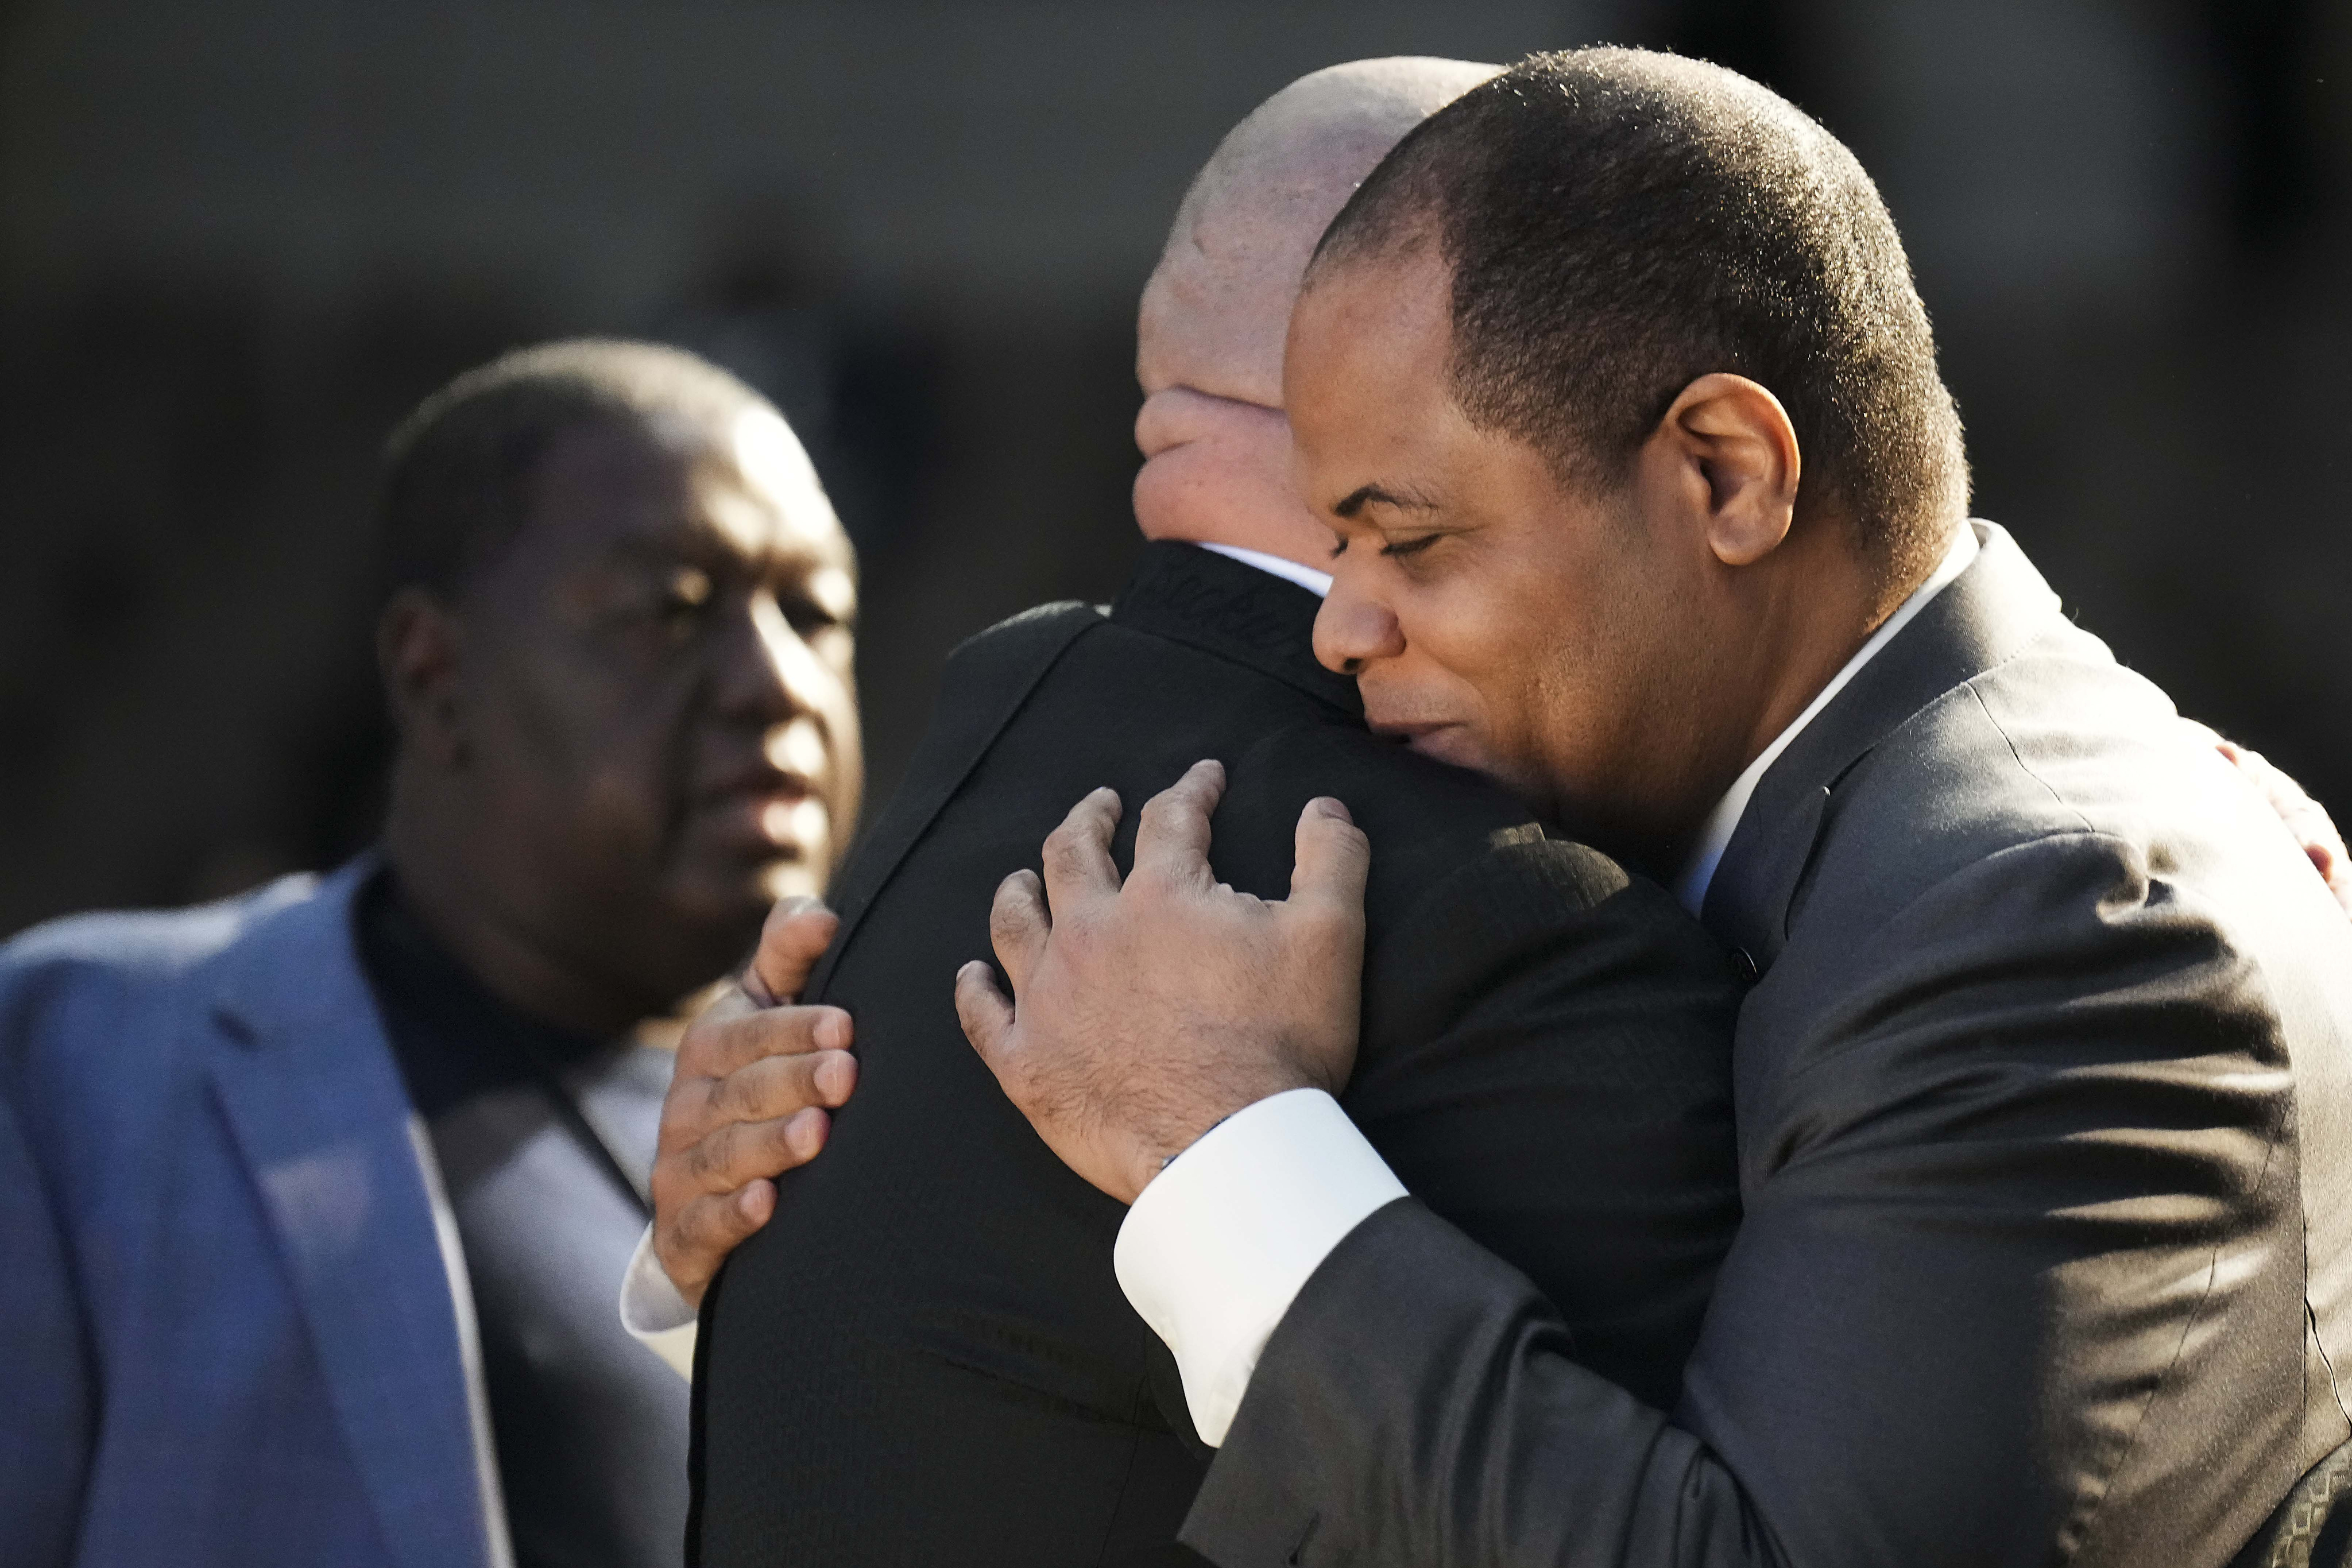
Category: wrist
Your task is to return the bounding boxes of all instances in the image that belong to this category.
[1131,1068,1318,1197]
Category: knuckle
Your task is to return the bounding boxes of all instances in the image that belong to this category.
[684,1126,734,1186]
[706,1192,756,1242]
[989,897,1030,943]
[705,1012,764,1068]
[675,1202,729,1261]
[660,1211,701,1266]
[753,1006,814,1059]
[1050,909,1097,955]
[674,1019,722,1074]
[705,1071,749,1124]
[657,1084,716,1150]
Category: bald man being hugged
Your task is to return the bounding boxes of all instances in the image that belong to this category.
[665,60,1744,1567]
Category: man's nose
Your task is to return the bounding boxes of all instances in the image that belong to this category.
[1313,583,1406,676]
[713,591,833,730]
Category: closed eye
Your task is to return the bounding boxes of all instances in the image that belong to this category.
[1379,534,1440,559]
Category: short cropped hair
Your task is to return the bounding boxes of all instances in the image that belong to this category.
[1313,48,1969,589]
[377,338,765,606]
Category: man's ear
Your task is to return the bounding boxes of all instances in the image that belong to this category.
[376,587,469,769]
[1647,373,1802,567]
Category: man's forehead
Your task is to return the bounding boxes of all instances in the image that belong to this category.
[691,406,850,564]
[1289,254,1467,494]
[719,406,837,541]
[527,413,851,573]
[1291,247,1453,382]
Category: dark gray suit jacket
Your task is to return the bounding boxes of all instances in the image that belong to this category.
[1183,524,2352,1567]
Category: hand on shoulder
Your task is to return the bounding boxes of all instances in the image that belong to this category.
[955,758,1371,1204]
[648,897,858,1306]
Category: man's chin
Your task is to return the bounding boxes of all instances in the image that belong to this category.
[1391,729,1558,816]
[659,853,818,938]
[679,809,829,904]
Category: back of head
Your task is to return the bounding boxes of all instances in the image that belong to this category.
[377,337,779,608]
[1133,57,1495,562]
[1313,48,1968,593]
[1140,56,1499,404]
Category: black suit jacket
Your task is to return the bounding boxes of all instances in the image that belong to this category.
[693,544,1743,1565]
[1183,524,2352,1567]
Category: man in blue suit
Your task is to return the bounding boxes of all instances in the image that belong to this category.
[0,339,862,1568]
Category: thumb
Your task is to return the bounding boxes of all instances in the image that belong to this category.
[954,960,1018,1068]
[749,896,840,1005]
[1288,797,1371,918]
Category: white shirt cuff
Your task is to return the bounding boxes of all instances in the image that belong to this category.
[1112,1087,1405,1446]
[618,1224,698,1380]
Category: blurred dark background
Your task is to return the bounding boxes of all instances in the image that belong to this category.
[2,0,2345,937]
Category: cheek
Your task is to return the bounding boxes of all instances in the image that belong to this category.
[533,669,701,859]
[1430,582,1595,766]
[484,648,648,792]
[796,649,865,831]
[1403,582,1542,715]
[825,706,865,839]
[576,741,690,869]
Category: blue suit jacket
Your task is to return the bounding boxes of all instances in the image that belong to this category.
[0,860,496,1568]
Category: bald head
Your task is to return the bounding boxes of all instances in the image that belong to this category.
[1133,57,1494,564]
[1139,57,1498,406]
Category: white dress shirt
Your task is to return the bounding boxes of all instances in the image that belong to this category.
[407,1116,519,1567]
[1117,522,1985,1444]
[1672,524,1979,912]
[1196,540,1336,597]
[618,1225,700,1376]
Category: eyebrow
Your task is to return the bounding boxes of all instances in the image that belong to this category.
[1333,483,1437,520]
[606,525,843,583]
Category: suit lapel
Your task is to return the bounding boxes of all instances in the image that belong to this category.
[805,602,1104,1001]
[1704,522,2065,967]
[207,860,493,1568]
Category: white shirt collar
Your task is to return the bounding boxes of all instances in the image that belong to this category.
[1672,521,1984,915]
[1197,541,1333,598]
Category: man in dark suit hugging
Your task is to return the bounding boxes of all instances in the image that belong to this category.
[625,58,1748,1567]
[964,49,2352,1568]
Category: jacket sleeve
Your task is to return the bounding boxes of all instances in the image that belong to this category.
[1343,834,1741,1411]
[0,971,98,1568]
[1181,830,2311,1567]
